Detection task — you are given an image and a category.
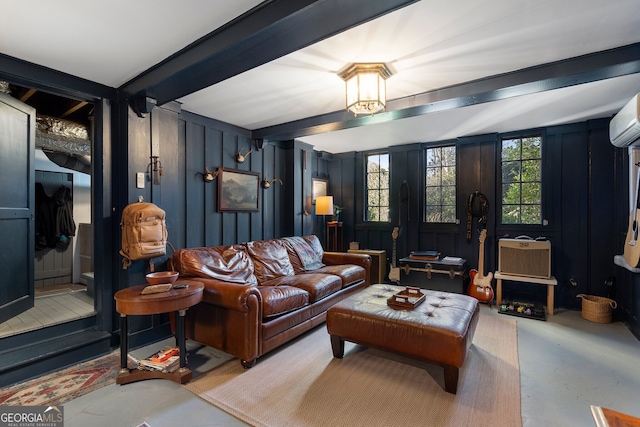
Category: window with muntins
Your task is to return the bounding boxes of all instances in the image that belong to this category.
[425,145,456,223]
[501,135,542,224]
[365,153,390,222]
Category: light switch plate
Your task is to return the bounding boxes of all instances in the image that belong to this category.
[136,172,145,189]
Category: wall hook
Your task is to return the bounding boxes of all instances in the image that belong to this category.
[262,176,283,189]
[147,156,163,185]
[236,147,253,163]
[201,167,222,183]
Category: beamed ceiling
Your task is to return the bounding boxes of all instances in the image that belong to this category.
[1,0,640,153]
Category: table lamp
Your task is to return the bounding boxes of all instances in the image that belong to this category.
[315,195,334,217]
[315,196,334,249]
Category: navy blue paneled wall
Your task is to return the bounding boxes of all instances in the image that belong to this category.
[122,104,635,332]
[329,119,624,312]
[118,105,292,344]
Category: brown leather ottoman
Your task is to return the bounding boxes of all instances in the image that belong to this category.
[326,284,479,394]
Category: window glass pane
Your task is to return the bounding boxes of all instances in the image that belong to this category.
[426,167,440,186]
[426,206,441,222]
[502,183,520,204]
[442,205,456,223]
[502,161,520,183]
[522,160,540,181]
[502,205,520,224]
[501,139,520,161]
[522,137,541,158]
[368,189,379,205]
[426,186,441,205]
[441,166,455,185]
[379,207,390,222]
[521,205,541,224]
[522,182,541,204]
[442,186,456,205]
[442,146,456,166]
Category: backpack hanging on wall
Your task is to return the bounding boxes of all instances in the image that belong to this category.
[119,201,168,271]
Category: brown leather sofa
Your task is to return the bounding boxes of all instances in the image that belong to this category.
[169,235,371,368]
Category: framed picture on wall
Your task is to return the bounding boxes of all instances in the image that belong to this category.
[218,168,260,212]
[312,178,327,204]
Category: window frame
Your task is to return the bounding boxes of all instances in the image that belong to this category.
[364,152,391,223]
[423,144,458,224]
[499,133,544,226]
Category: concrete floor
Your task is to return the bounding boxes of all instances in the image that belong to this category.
[61,305,640,427]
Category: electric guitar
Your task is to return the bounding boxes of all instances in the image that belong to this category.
[624,164,640,268]
[389,227,400,282]
[467,229,494,303]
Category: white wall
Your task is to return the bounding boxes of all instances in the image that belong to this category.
[35,149,91,283]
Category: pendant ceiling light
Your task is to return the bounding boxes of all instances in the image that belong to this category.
[339,63,391,116]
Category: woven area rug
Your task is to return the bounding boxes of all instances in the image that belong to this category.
[185,312,521,427]
[0,351,120,406]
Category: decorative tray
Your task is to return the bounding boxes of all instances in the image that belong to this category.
[387,286,425,310]
[141,284,173,295]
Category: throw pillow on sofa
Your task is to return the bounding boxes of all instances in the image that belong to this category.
[282,236,325,272]
[172,245,258,285]
[245,239,295,284]
[303,235,325,258]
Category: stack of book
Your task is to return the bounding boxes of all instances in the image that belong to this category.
[131,347,181,373]
[408,250,441,261]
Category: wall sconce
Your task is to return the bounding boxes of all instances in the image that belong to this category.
[262,176,283,189]
[201,167,222,183]
[236,146,253,163]
[147,156,163,185]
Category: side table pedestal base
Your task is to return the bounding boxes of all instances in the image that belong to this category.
[116,367,192,385]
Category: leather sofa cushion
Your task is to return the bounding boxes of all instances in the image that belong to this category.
[259,285,309,318]
[264,273,342,303]
[306,264,365,288]
[245,239,295,284]
[172,245,257,285]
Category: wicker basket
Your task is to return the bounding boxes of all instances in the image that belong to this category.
[576,294,617,323]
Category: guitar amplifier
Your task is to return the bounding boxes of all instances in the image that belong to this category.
[498,238,551,279]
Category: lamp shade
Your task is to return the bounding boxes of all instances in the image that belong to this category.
[315,196,334,216]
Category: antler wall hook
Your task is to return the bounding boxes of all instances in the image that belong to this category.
[201,167,222,183]
[262,176,283,189]
[236,147,253,163]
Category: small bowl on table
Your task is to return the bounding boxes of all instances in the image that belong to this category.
[146,271,179,285]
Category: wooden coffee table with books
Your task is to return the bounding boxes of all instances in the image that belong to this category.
[114,281,204,385]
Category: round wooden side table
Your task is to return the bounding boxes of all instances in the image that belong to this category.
[114,281,204,385]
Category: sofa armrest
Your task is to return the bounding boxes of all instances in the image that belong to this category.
[322,252,372,286]
[180,278,261,313]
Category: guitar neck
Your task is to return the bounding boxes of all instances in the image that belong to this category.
[477,242,485,276]
[392,241,397,268]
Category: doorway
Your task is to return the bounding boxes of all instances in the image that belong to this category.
[0,83,95,338]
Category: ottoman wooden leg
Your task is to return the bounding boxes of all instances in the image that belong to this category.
[330,335,345,358]
[443,365,459,394]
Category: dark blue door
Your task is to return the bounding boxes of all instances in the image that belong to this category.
[0,92,35,323]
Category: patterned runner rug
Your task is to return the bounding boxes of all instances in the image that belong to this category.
[0,351,120,407]
[185,312,521,427]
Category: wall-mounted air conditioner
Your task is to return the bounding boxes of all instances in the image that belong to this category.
[610,93,640,147]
